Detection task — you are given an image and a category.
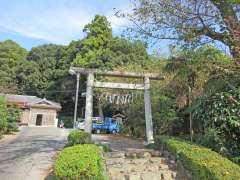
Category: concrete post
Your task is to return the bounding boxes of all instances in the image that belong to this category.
[144,76,154,144]
[84,73,94,133]
[73,73,80,129]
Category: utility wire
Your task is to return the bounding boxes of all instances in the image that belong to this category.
[23,90,76,93]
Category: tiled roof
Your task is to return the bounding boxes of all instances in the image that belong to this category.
[0,94,61,110]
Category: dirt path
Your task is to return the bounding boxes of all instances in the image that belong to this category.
[92,134,145,151]
[92,134,189,180]
[0,131,20,143]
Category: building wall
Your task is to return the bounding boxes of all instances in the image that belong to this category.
[29,108,57,126]
[20,109,30,125]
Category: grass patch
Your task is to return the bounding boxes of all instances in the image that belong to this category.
[145,143,158,150]
[95,142,113,152]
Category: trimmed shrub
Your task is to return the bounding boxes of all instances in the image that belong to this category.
[155,136,240,180]
[67,130,91,146]
[54,144,104,180]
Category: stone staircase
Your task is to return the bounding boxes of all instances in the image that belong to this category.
[104,149,189,180]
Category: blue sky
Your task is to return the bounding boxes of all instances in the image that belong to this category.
[0,0,231,57]
[0,0,134,49]
[0,0,172,56]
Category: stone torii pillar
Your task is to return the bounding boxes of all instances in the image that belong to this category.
[84,73,94,133]
[144,76,154,143]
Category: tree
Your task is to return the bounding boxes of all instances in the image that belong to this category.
[107,37,149,67]
[193,88,240,164]
[127,0,240,63]
[0,40,27,93]
[73,15,113,68]
[25,44,68,97]
[73,15,149,68]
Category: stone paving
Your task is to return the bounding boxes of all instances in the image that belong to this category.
[93,134,189,180]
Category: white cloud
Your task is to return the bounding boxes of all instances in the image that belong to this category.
[106,5,132,34]
[0,0,131,44]
[0,4,91,44]
[108,15,130,31]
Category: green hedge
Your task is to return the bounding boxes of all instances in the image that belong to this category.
[155,136,240,180]
[67,130,91,147]
[54,144,105,180]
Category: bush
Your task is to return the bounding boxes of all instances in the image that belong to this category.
[54,144,105,180]
[193,88,240,164]
[0,96,20,134]
[6,105,20,133]
[155,136,240,180]
[67,130,91,146]
[58,115,73,128]
[0,96,8,134]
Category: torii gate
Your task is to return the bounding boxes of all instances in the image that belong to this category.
[69,67,164,144]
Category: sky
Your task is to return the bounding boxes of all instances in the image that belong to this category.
[0,0,172,56]
[0,0,133,48]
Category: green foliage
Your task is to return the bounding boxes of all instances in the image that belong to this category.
[193,88,240,164]
[72,15,112,68]
[72,15,149,69]
[6,105,20,132]
[145,143,158,150]
[0,96,20,134]
[25,44,69,97]
[0,40,27,93]
[0,15,150,120]
[106,38,149,67]
[0,40,27,61]
[54,144,104,180]
[95,142,113,152]
[129,1,240,62]
[67,130,92,147]
[155,136,240,180]
[120,60,175,138]
[58,116,73,128]
[125,93,176,138]
[101,144,112,152]
[0,96,8,134]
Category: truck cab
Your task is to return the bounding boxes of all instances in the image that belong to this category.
[92,117,120,134]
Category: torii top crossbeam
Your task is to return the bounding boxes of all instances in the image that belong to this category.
[69,67,164,80]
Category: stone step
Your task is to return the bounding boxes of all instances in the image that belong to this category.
[105,149,163,159]
[105,149,180,180]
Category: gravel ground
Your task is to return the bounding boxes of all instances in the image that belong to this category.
[0,127,69,180]
[92,134,145,151]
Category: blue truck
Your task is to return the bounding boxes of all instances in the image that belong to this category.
[76,117,120,134]
[92,117,120,134]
